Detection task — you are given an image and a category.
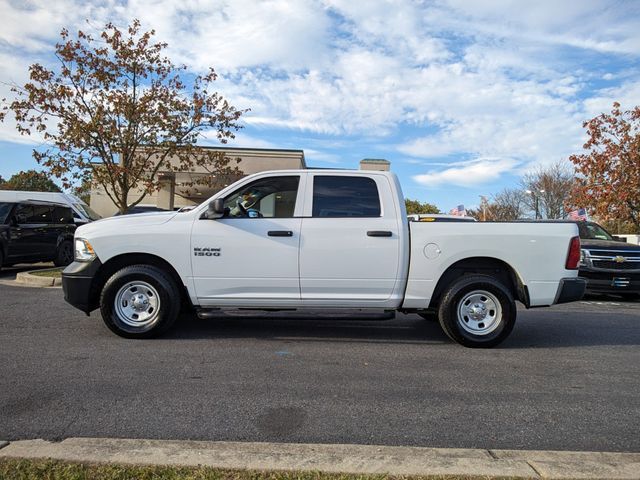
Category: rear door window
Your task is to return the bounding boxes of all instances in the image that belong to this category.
[312,176,381,217]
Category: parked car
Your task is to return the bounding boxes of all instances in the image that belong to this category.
[0,200,76,270]
[576,221,640,299]
[63,169,584,347]
[0,190,101,225]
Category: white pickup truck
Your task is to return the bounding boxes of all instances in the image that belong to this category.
[62,169,585,347]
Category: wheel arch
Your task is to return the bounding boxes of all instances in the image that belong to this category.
[56,232,75,248]
[89,252,192,312]
[428,257,528,309]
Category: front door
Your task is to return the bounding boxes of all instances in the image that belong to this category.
[191,174,304,307]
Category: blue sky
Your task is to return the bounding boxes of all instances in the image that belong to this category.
[1,0,639,211]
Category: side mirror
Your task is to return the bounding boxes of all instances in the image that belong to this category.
[613,236,627,243]
[204,198,225,219]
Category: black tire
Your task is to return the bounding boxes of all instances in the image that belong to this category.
[100,264,181,339]
[437,274,516,348]
[54,240,74,267]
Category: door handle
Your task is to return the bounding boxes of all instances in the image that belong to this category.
[367,230,393,237]
[268,230,293,237]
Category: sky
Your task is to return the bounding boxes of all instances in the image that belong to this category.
[0,0,639,212]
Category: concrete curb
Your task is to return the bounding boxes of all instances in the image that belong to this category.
[1,438,639,479]
[15,268,62,287]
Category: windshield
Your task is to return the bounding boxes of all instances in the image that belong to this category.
[73,203,102,221]
[578,222,614,241]
[0,202,14,224]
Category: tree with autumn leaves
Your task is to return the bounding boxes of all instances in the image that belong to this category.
[570,102,640,230]
[1,20,245,214]
[0,169,61,192]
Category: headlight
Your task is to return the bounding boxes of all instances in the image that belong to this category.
[75,238,96,261]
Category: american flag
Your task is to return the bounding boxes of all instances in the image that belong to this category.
[449,204,466,217]
[568,208,588,221]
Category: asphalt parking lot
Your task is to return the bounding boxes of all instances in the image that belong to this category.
[0,269,639,453]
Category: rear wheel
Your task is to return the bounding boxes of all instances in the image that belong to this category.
[54,240,74,266]
[437,274,516,348]
[100,264,181,338]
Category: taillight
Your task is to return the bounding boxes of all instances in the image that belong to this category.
[566,236,581,270]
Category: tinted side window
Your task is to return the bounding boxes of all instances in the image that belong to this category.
[312,176,381,217]
[53,206,74,224]
[14,204,33,224]
[0,202,13,224]
[26,205,53,223]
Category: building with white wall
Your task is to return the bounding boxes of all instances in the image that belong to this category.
[90,147,306,217]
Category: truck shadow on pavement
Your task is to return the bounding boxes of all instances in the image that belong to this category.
[168,313,452,346]
[159,308,640,349]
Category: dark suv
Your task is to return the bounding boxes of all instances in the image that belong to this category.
[0,201,77,270]
[577,221,640,299]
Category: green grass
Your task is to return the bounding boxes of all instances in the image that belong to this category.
[0,459,519,480]
[29,268,63,278]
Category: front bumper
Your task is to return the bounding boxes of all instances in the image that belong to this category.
[554,277,587,304]
[62,259,102,314]
[579,268,640,294]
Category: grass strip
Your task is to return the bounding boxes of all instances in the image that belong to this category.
[0,458,522,480]
[29,268,63,278]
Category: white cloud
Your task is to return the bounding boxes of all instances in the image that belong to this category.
[116,0,331,72]
[303,148,341,164]
[440,0,640,55]
[0,0,638,192]
[583,80,640,117]
[413,157,518,187]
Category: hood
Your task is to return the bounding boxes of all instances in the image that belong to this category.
[580,238,640,251]
[75,211,177,237]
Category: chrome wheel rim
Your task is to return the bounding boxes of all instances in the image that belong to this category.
[114,281,161,328]
[457,290,502,335]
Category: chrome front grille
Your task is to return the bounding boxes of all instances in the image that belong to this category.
[584,249,640,271]
[592,260,640,270]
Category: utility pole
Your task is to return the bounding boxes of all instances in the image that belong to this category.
[479,195,488,221]
[526,189,545,219]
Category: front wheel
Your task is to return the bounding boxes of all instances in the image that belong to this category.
[100,265,181,338]
[54,240,74,267]
[437,274,516,348]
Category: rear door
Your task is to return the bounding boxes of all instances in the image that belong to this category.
[299,173,402,306]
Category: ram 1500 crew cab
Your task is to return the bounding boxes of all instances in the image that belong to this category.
[62,169,586,347]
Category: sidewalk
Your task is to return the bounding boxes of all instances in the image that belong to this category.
[1,438,639,479]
